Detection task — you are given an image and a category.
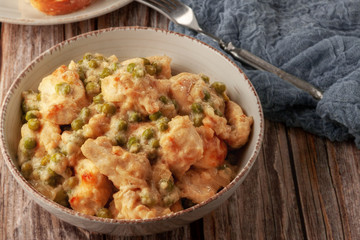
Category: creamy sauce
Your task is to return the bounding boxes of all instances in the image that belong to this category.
[17,53,253,219]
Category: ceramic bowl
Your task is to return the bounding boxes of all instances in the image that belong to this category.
[0,27,264,236]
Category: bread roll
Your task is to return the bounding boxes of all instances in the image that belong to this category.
[30,0,95,15]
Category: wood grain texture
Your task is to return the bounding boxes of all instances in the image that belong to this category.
[1,2,360,239]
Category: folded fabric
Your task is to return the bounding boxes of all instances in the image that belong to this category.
[169,0,360,148]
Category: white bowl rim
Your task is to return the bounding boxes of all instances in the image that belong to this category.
[0,26,264,224]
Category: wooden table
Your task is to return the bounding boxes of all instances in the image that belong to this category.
[1,2,359,239]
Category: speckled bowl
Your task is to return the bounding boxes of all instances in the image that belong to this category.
[0,27,264,236]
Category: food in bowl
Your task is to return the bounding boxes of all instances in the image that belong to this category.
[17,53,253,220]
[30,0,95,15]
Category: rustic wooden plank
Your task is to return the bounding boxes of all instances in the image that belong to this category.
[0,24,64,102]
[326,140,360,239]
[288,127,360,239]
[97,2,168,30]
[256,122,305,239]
[97,2,139,28]
[311,137,348,239]
[288,128,331,239]
[64,19,97,39]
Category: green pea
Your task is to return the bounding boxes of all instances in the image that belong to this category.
[127,136,139,148]
[211,82,226,94]
[133,68,145,78]
[79,107,91,121]
[129,143,141,153]
[140,190,156,206]
[158,116,169,124]
[157,117,169,132]
[95,55,105,61]
[111,62,119,71]
[146,150,158,161]
[159,179,174,192]
[78,67,86,81]
[21,161,33,179]
[214,109,223,117]
[85,81,100,95]
[101,103,116,116]
[193,114,204,127]
[54,188,69,207]
[200,74,210,83]
[149,138,160,148]
[45,176,58,187]
[222,92,230,102]
[128,111,141,123]
[50,152,65,163]
[93,94,104,104]
[88,59,98,69]
[127,136,141,153]
[28,118,40,131]
[149,111,162,121]
[172,99,179,110]
[55,82,71,96]
[41,154,50,166]
[127,63,136,73]
[25,110,39,121]
[159,95,168,104]
[142,128,154,140]
[117,119,128,131]
[142,58,151,65]
[83,53,93,60]
[46,170,62,187]
[23,137,36,150]
[36,93,41,101]
[77,59,84,65]
[115,133,127,146]
[96,208,112,218]
[145,65,157,75]
[191,102,203,113]
[203,90,211,101]
[158,121,169,132]
[71,118,84,131]
[100,67,112,79]
[46,176,57,187]
[153,62,162,74]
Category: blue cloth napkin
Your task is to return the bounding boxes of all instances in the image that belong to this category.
[169,0,360,148]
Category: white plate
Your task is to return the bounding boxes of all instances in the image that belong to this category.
[0,0,133,25]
